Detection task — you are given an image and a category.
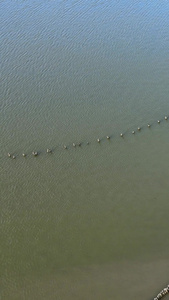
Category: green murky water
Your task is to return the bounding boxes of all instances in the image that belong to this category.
[1,1,169,299]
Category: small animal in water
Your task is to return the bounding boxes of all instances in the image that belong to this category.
[32,151,38,156]
[46,149,52,153]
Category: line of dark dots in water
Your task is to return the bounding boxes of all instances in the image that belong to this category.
[7,115,168,159]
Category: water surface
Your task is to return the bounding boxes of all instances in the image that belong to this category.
[1,1,169,299]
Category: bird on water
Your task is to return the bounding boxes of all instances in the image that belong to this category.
[32,151,38,156]
[47,149,52,153]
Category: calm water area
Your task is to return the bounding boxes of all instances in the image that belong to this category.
[1,1,169,299]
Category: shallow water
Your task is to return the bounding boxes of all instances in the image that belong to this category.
[1,1,169,299]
